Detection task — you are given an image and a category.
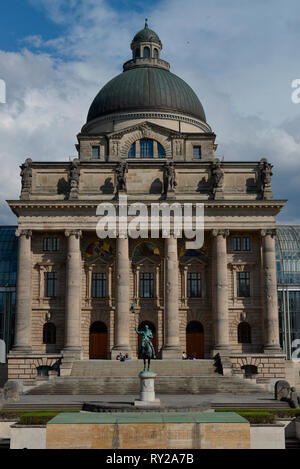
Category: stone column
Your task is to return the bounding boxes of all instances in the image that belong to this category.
[212,229,230,353]
[63,230,82,356]
[111,236,131,358]
[261,229,281,353]
[12,229,32,353]
[162,235,182,359]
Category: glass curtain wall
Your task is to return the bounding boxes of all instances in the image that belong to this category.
[276,226,300,359]
[0,227,17,355]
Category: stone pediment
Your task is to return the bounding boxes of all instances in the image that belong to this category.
[179,256,206,266]
[85,256,112,267]
[132,256,159,266]
[107,121,177,141]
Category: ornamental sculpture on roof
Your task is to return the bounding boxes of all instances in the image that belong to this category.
[211,158,224,199]
[20,158,32,199]
[163,161,177,196]
[259,158,273,200]
[69,158,80,199]
[115,160,128,194]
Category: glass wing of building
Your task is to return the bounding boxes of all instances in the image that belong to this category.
[276,226,300,359]
[0,227,17,356]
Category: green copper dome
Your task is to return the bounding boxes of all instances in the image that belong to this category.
[86,23,207,124]
[87,67,206,123]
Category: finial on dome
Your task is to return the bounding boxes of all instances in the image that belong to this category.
[145,18,148,29]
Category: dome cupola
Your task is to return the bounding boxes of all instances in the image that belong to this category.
[83,21,211,134]
[130,19,162,61]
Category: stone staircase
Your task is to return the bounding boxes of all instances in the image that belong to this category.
[25,360,270,396]
[285,438,300,449]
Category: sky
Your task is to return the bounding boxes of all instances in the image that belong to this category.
[0,0,300,224]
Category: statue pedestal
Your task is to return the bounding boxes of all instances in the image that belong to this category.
[134,371,160,408]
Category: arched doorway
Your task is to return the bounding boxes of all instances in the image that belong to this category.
[186,321,204,359]
[89,321,108,359]
[137,321,156,355]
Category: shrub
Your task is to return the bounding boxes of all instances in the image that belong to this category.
[237,412,275,424]
[215,408,300,419]
[19,413,58,425]
[0,409,79,424]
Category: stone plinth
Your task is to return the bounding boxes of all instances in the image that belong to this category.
[46,412,251,449]
[134,370,160,407]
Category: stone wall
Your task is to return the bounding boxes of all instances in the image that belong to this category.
[231,354,286,380]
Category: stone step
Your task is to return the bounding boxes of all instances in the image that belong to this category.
[212,401,290,409]
[70,360,217,378]
[26,375,267,395]
[285,438,300,449]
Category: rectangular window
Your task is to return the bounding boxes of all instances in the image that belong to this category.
[44,272,57,298]
[233,237,250,251]
[43,238,60,252]
[43,238,51,252]
[236,272,250,297]
[52,238,60,251]
[193,146,201,159]
[92,146,100,159]
[187,272,201,298]
[242,237,250,251]
[139,272,154,298]
[92,273,107,298]
[140,139,153,158]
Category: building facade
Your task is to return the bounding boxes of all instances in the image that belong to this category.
[7,23,288,381]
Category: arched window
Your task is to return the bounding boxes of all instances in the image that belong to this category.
[158,143,166,158]
[143,46,150,58]
[140,139,153,158]
[135,47,140,58]
[238,322,251,344]
[128,140,166,158]
[241,365,258,378]
[153,48,158,59]
[43,322,56,344]
[128,142,136,158]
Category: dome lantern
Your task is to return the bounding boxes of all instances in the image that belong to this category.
[130,19,162,61]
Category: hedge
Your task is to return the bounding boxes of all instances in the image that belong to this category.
[215,408,300,419]
[237,412,275,424]
[0,409,79,423]
[19,413,59,425]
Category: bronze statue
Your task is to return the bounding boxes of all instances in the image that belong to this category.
[130,300,156,371]
[163,161,177,195]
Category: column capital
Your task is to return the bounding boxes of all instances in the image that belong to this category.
[261,229,276,238]
[15,229,32,238]
[65,229,82,239]
[212,229,230,238]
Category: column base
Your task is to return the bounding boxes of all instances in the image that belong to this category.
[62,347,82,359]
[161,345,182,359]
[211,345,230,357]
[263,345,282,354]
[10,346,32,354]
[111,345,132,360]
